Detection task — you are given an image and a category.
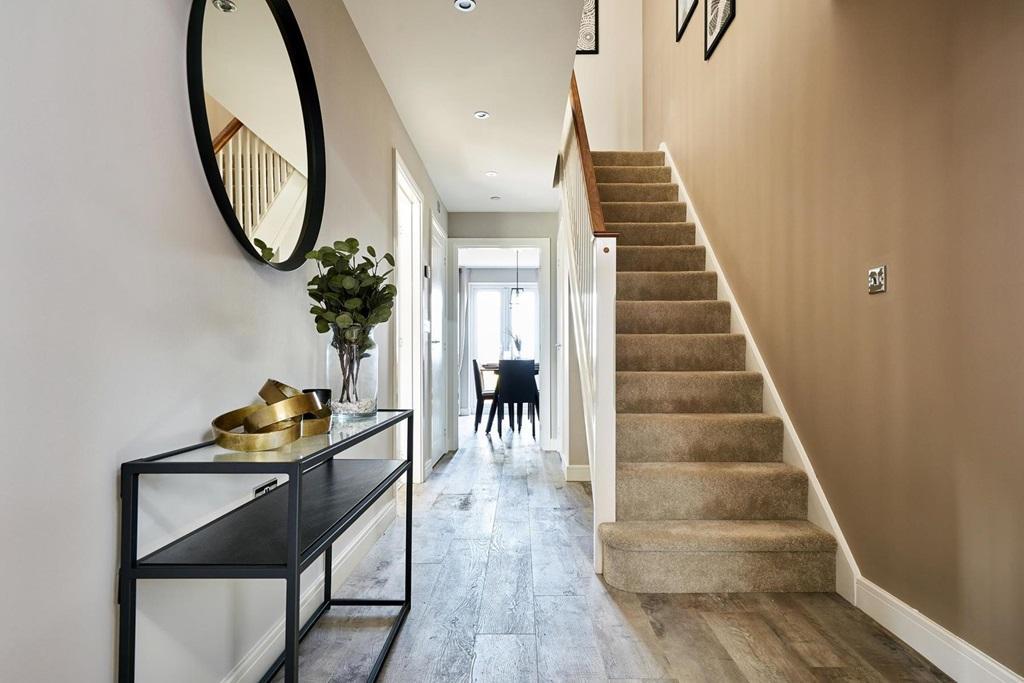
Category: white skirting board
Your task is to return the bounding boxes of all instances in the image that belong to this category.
[220,498,397,683]
[856,578,1023,682]
[563,463,591,482]
[658,142,1023,683]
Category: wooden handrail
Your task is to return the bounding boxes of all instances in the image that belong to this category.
[212,117,243,154]
[569,72,609,236]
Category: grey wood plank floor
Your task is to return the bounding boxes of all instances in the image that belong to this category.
[279,418,952,683]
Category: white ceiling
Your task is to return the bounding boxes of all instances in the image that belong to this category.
[343,0,585,212]
[458,247,541,269]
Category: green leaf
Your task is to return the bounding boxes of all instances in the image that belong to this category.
[343,297,362,311]
[336,312,354,327]
[316,320,329,334]
[366,245,376,257]
[342,276,358,290]
[384,253,395,267]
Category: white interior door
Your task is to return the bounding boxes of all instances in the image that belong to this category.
[429,222,447,465]
[394,152,426,482]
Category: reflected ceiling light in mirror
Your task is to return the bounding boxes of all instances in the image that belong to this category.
[212,0,237,13]
[454,0,477,12]
[473,110,490,119]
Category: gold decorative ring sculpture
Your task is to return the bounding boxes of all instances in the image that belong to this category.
[212,379,330,452]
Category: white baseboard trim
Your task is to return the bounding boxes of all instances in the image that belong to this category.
[856,578,1023,682]
[564,464,591,482]
[657,142,859,600]
[220,500,396,683]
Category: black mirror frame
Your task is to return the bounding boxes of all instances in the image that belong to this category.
[186,0,326,271]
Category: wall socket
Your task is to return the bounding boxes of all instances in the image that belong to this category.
[868,265,887,294]
[253,479,278,498]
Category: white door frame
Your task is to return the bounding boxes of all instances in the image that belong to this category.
[428,217,448,469]
[447,237,554,451]
[394,150,428,483]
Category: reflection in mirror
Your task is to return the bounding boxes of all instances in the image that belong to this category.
[201,0,309,264]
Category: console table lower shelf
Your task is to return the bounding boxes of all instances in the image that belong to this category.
[117,409,414,683]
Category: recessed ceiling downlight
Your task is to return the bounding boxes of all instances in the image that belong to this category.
[473,110,490,120]
[454,0,477,12]
[490,196,501,201]
[485,171,498,177]
[212,0,237,12]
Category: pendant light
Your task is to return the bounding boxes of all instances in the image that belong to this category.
[510,249,524,307]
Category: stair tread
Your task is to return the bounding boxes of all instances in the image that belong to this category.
[617,412,779,424]
[599,520,837,553]
[616,332,743,339]
[618,461,804,476]
[597,183,677,188]
[602,201,685,207]
[617,370,760,378]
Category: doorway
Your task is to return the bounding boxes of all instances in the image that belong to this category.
[394,151,427,483]
[446,238,553,450]
[428,218,448,469]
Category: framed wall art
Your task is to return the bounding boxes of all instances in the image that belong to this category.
[577,0,598,55]
[677,0,697,42]
[705,0,735,60]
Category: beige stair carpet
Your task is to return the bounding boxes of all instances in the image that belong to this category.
[595,150,837,593]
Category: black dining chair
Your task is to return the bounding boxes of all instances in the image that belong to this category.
[486,359,540,438]
[472,359,496,433]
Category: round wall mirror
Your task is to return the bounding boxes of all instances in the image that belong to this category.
[187,0,325,270]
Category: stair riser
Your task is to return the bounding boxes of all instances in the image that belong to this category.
[617,466,807,520]
[617,272,717,301]
[611,223,696,246]
[592,151,665,167]
[603,548,835,593]
[598,184,678,202]
[616,301,731,334]
[617,246,706,272]
[617,415,783,462]
[603,202,687,223]
[595,166,672,183]
[617,373,762,413]
[616,335,745,372]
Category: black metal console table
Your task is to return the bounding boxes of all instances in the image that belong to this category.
[118,409,413,683]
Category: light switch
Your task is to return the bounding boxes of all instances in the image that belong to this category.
[868,265,887,294]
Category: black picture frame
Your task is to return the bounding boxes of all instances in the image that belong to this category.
[676,0,698,43]
[704,0,735,61]
[576,0,599,55]
[186,0,327,271]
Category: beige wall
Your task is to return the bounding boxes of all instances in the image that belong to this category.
[0,1,443,681]
[574,0,644,150]
[643,0,1024,673]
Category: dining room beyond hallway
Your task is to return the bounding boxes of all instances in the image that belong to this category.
[277,416,951,682]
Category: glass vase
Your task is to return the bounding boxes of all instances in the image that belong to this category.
[332,326,378,419]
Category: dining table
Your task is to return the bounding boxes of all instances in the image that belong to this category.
[480,361,540,375]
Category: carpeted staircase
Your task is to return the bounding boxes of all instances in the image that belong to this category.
[593,150,837,593]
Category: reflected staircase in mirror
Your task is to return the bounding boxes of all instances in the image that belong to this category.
[212,118,308,254]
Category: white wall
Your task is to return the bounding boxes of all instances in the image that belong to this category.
[0,1,444,681]
[573,0,643,151]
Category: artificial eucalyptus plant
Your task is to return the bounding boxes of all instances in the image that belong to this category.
[306,238,396,405]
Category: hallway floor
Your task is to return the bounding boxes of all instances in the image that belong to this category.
[282,417,951,682]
